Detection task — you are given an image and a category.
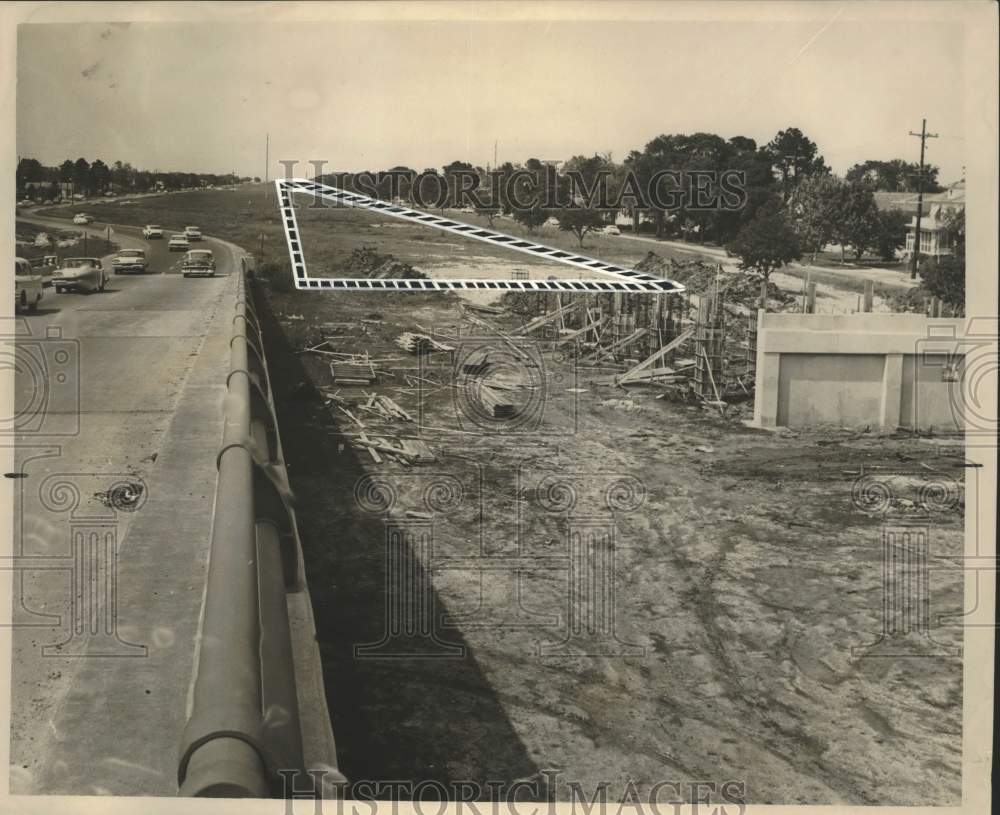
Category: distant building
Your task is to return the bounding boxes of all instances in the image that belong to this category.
[874,180,964,259]
[902,179,964,260]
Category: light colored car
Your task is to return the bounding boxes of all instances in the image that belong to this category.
[52,257,108,294]
[35,255,59,287]
[113,248,148,274]
[14,257,43,312]
[168,234,190,252]
[182,249,216,278]
[603,225,621,235]
[72,213,92,225]
[142,224,164,238]
[184,225,203,241]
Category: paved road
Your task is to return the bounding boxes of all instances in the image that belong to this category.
[7,229,241,793]
[615,232,917,291]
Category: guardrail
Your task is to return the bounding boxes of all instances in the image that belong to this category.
[177,269,309,797]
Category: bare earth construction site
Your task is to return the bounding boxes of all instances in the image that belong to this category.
[249,192,966,805]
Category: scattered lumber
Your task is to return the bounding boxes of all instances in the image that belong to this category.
[396,332,456,355]
[330,359,377,385]
[464,302,506,315]
[556,317,603,346]
[476,382,516,418]
[461,359,492,376]
[514,301,580,336]
[462,311,534,363]
[587,327,649,362]
[617,327,695,384]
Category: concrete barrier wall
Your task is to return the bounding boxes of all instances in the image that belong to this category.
[753,312,967,430]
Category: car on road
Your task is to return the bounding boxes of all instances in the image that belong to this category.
[14,257,43,312]
[184,225,203,241]
[182,249,216,278]
[113,248,149,274]
[72,213,92,225]
[36,255,59,287]
[51,257,108,294]
[168,234,190,252]
[142,224,164,239]
[603,225,621,236]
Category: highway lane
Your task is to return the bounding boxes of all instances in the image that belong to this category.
[8,229,242,793]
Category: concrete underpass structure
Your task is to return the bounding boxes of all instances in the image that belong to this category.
[753,312,974,431]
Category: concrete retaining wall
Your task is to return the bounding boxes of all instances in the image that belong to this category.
[753,312,967,430]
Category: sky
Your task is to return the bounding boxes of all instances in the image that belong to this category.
[16,16,967,182]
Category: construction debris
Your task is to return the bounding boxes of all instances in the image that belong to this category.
[475,381,516,419]
[396,332,456,355]
[330,358,377,385]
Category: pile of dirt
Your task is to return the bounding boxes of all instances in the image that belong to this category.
[498,289,540,315]
[635,252,793,309]
[338,246,427,279]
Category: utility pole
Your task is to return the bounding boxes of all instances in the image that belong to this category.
[264,133,270,199]
[909,118,938,279]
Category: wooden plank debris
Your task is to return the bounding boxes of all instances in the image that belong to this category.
[587,327,649,362]
[556,317,603,346]
[462,311,534,362]
[514,301,581,336]
[396,332,456,354]
[330,359,377,385]
[476,382,516,418]
[617,327,694,384]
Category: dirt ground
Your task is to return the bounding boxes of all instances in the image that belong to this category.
[253,281,966,806]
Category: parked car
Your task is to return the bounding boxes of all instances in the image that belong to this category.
[603,225,621,235]
[168,234,190,252]
[182,249,216,278]
[113,248,149,274]
[72,213,92,225]
[14,257,43,312]
[36,255,59,287]
[51,258,108,294]
[184,225,203,241]
[142,224,164,239]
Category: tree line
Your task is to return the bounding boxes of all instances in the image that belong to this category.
[315,128,945,254]
[16,157,259,199]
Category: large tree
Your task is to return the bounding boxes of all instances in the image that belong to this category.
[16,158,44,191]
[557,207,606,247]
[874,209,910,262]
[788,174,843,260]
[511,204,548,234]
[845,159,942,193]
[90,159,111,194]
[72,158,91,192]
[764,128,830,200]
[726,198,802,287]
[442,160,477,208]
[830,181,881,262]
